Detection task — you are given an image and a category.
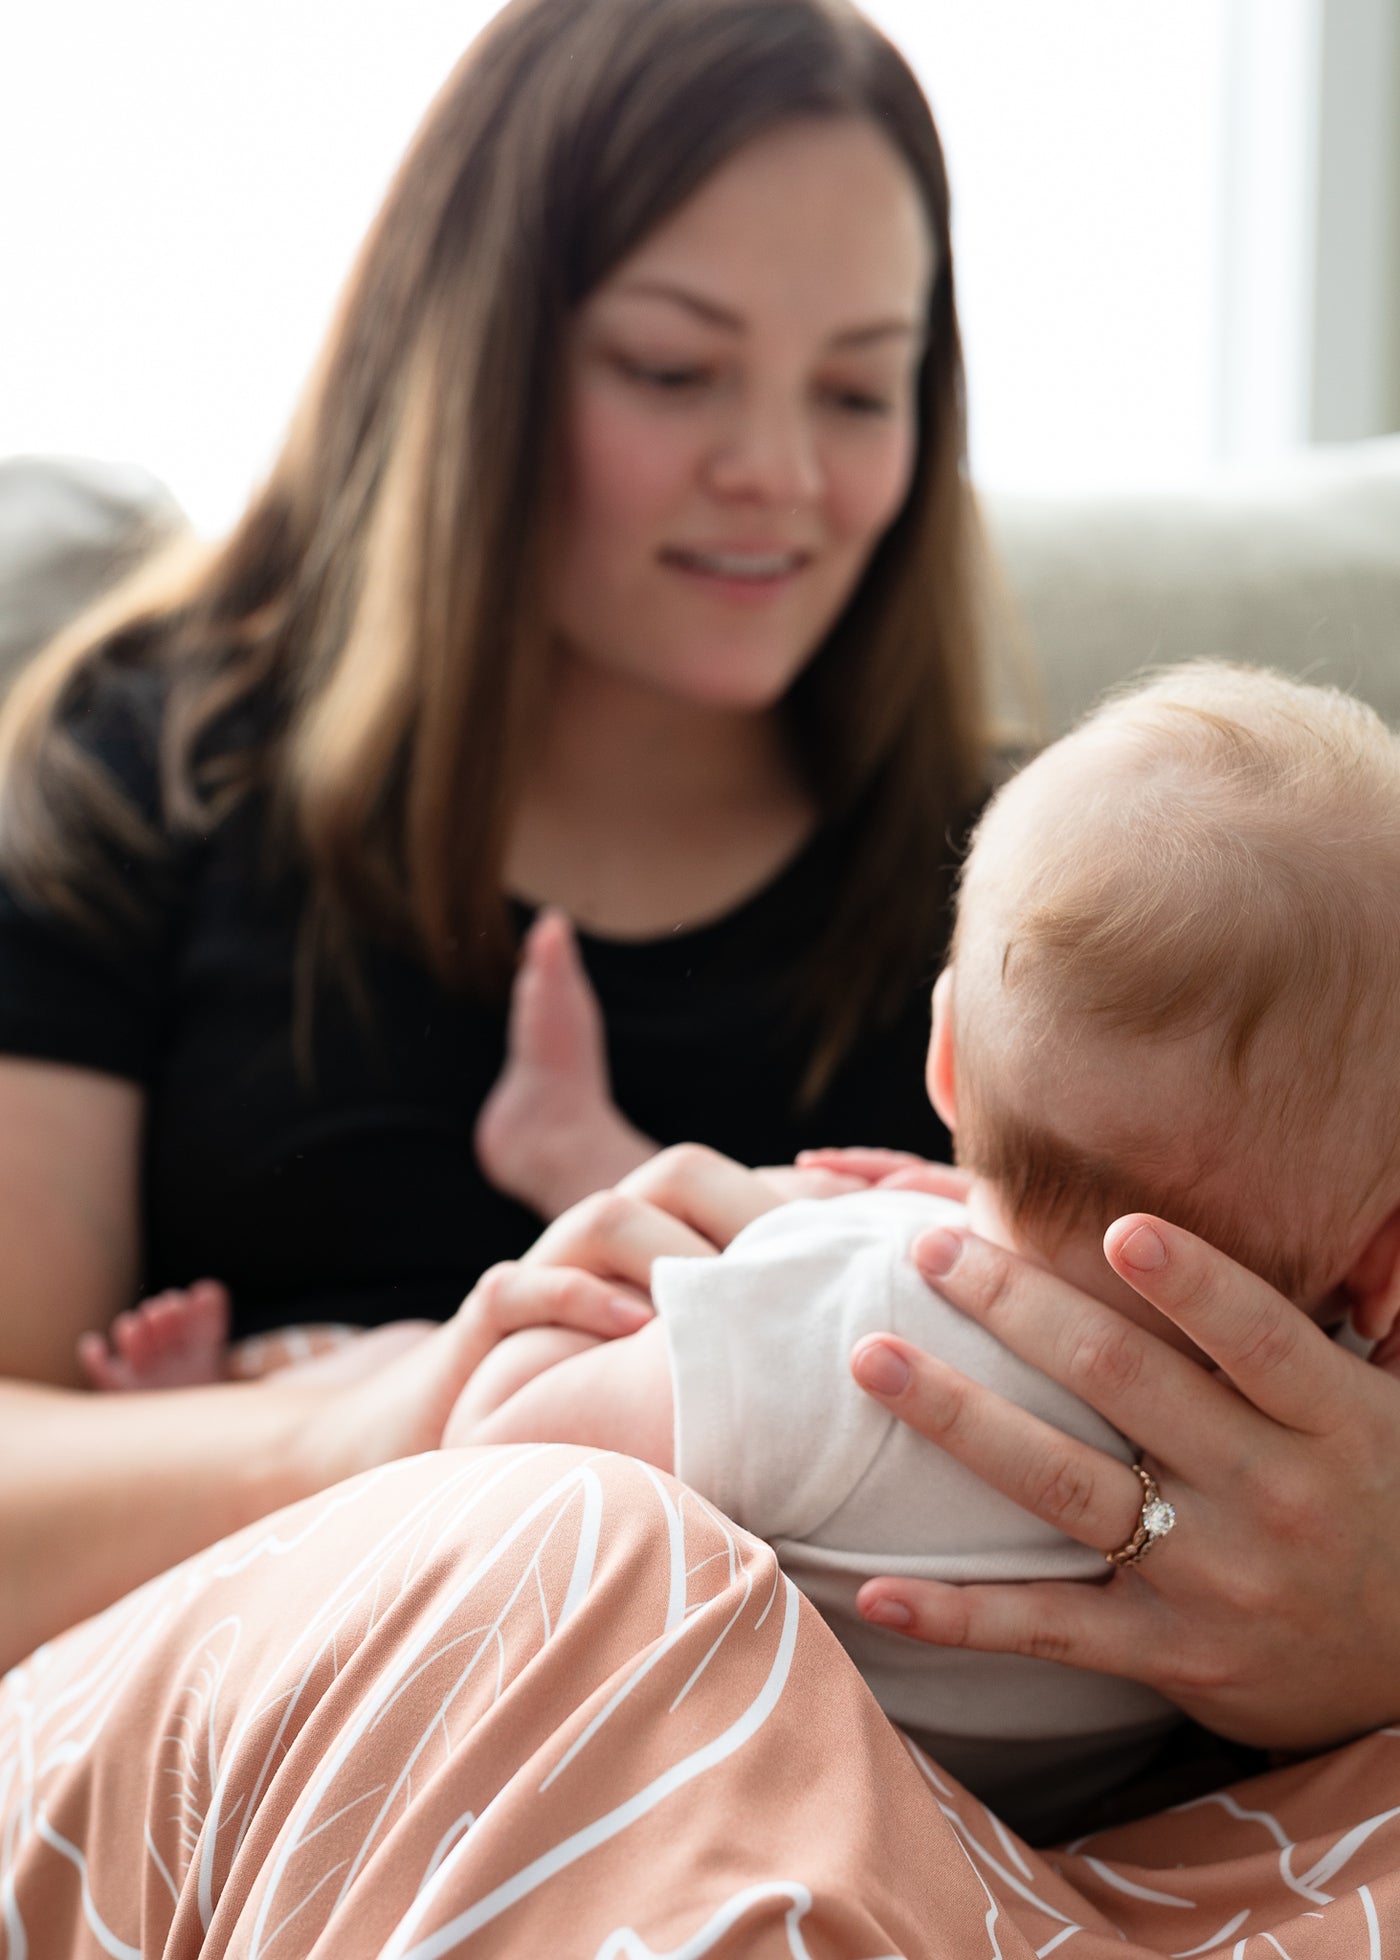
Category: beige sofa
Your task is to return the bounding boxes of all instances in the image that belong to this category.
[985,436,1400,737]
[0,455,187,684]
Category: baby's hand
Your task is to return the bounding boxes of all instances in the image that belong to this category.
[796,1148,972,1200]
[755,1164,868,1203]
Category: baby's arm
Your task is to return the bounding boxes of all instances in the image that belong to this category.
[441,1316,674,1470]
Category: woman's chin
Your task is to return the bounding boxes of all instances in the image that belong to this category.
[649,642,820,715]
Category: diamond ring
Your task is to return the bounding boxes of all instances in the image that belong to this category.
[1105,1461,1176,1569]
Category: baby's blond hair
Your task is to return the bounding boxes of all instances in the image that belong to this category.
[950,661,1400,1304]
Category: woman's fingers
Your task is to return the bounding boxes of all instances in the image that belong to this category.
[906,1225,1242,1468]
[617,1143,783,1250]
[849,1218,1400,1748]
[850,1337,1161,1555]
[855,1575,1148,1682]
[1103,1214,1351,1436]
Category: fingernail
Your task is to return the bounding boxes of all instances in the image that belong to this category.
[862,1597,913,1630]
[1119,1224,1167,1272]
[609,1296,652,1331]
[852,1341,911,1397]
[914,1227,963,1277]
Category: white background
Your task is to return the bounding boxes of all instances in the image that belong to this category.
[2,1,1395,535]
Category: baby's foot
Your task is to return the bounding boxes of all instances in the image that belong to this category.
[475,908,655,1219]
[77,1279,232,1393]
[231,1319,435,1387]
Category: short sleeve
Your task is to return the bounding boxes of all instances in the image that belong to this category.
[0,664,175,1083]
[0,885,164,1080]
[653,1191,966,1541]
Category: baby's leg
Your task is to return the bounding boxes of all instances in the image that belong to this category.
[474,910,656,1220]
[442,1325,604,1443]
[443,1317,674,1471]
[79,1285,432,1395]
[238,1320,436,1387]
[77,1280,232,1392]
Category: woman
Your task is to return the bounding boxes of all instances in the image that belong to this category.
[5,0,1400,1948]
[0,0,980,1660]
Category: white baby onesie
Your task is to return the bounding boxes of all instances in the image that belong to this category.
[652,1189,1176,1829]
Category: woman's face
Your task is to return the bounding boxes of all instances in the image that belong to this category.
[549,116,935,714]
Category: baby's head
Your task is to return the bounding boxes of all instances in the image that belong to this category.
[930,661,1400,1335]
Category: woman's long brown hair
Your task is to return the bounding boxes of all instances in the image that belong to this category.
[0,0,993,1095]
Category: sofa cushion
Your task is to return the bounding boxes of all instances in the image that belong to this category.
[986,436,1400,737]
[0,455,187,685]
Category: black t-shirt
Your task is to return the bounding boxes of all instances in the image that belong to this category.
[0,669,955,1339]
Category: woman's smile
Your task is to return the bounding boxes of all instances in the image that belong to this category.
[658,541,813,602]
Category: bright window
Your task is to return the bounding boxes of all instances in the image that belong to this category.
[2,1,1383,533]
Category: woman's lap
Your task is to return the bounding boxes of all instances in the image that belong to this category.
[3,1446,1399,1959]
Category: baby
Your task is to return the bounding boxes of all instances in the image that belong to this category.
[83,663,1400,1825]
[443,660,1400,1822]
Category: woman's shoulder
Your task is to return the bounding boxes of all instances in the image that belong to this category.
[59,648,172,822]
[0,646,282,1082]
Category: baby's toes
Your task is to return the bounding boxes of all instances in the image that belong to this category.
[112,1306,154,1366]
[183,1279,232,1347]
[115,1294,186,1369]
[146,1293,195,1353]
[78,1329,138,1393]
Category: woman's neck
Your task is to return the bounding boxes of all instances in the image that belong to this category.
[505,650,818,937]
[526,652,802,822]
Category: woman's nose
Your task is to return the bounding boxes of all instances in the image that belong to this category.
[705,391,823,508]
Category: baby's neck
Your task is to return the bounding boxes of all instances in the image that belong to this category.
[961,1178,1204,1358]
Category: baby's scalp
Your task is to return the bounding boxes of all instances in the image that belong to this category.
[948,660,1400,1305]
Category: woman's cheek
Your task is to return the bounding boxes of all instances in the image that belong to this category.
[566,387,697,546]
[830,423,919,549]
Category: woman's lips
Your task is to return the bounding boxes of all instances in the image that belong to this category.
[659,545,811,597]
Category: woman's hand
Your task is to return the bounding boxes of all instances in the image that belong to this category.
[849,1214,1400,1750]
[314,1144,785,1476]
[474,911,657,1219]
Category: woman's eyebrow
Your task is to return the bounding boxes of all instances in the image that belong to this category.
[611,278,922,347]
[829,319,924,349]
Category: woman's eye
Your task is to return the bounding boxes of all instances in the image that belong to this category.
[825,386,894,418]
[616,356,711,393]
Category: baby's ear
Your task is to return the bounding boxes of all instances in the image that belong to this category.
[927,967,957,1131]
[1342,1208,1400,1341]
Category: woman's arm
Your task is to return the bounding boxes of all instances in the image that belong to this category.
[0,1056,343,1661]
[849,1213,1400,1750]
[0,1130,776,1670]
[0,1059,142,1385]
[0,1372,339,1667]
